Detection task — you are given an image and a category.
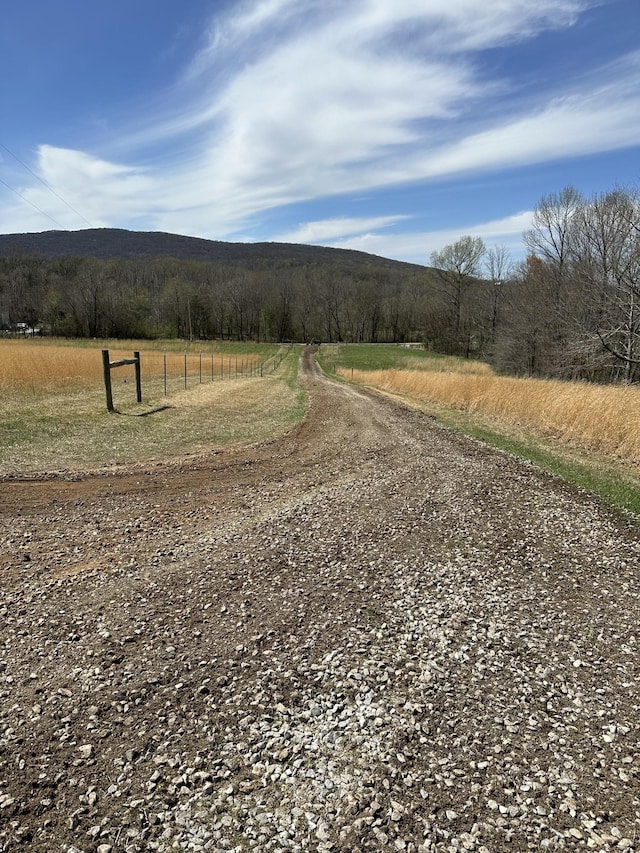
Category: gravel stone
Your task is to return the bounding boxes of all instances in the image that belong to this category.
[1,347,639,851]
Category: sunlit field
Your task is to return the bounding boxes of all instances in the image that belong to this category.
[340,366,640,464]
[0,338,303,475]
[0,337,279,393]
[318,343,492,375]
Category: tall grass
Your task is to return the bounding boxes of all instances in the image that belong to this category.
[403,355,492,375]
[0,338,276,392]
[0,340,101,391]
[340,367,640,465]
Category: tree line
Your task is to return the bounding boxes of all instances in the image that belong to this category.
[488,184,639,382]
[0,253,436,344]
[1,183,638,383]
[428,184,640,382]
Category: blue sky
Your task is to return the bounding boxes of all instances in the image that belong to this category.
[1,0,638,265]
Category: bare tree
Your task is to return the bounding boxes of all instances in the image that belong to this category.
[577,188,640,382]
[523,186,584,284]
[522,186,589,375]
[430,235,486,353]
[484,244,513,341]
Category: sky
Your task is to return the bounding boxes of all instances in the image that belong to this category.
[0,0,638,266]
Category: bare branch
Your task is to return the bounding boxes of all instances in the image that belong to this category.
[596,328,640,365]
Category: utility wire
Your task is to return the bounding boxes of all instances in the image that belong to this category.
[0,141,94,228]
[0,175,67,229]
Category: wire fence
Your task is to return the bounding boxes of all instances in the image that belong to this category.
[102,347,290,409]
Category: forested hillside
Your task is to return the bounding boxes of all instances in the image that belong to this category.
[0,227,420,270]
[0,231,436,345]
[1,184,638,383]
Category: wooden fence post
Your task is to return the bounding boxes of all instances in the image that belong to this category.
[134,352,142,403]
[102,349,142,412]
[102,350,114,412]
[163,352,167,396]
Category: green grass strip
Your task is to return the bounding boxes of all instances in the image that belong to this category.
[455,419,640,517]
[317,343,449,373]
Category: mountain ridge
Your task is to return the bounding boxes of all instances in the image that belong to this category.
[0,227,426,272]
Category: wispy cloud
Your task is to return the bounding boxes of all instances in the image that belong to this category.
[180,0,598,229]
[2,0,634,263]
[329,211,536,265]
[274,215,411,244]
[417,52,640,178]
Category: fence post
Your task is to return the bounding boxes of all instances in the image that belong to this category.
[184,351,187,389]
[102,349,140,411]
[102,350,114,412]
[163,352,167,396]
[134,352,142,403]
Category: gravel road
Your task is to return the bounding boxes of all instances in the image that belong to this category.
[1,347,639,852]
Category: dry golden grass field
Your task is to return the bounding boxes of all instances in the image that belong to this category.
[4,338,640,513]
[0,338,304,475]
[0,338,269,392]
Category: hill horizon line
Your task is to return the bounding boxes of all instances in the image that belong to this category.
[0,227,426,272]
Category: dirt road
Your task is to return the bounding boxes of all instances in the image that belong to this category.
[1,347,639,852]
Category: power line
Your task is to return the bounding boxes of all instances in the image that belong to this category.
[0,141,94,228]
[0,175,67,229]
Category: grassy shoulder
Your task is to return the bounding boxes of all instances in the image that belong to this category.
[317,343,490,374]
[413,399,640,517]
[318,343,640,518]
[0,343,306,476]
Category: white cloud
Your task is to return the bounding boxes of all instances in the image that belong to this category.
[37,146,150,196]
[1,0,633,247]
[274,215,410,244]
[328,211,536,265]
[0,146,159,233]
[188,0,597,223]
[131,1,639,236]
[417,57,640,179]
[349,0,591,53]
[219,0,300,42]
